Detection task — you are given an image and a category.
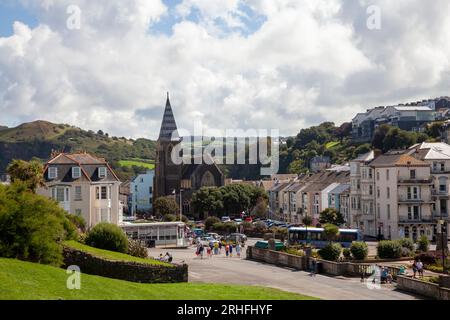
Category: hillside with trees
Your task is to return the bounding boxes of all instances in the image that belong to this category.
[0,120,156,180]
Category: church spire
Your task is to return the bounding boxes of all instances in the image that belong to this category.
[158,92,179,141]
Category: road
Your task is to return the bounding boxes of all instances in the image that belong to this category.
[148,239,424,300]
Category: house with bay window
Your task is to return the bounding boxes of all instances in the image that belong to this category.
[37,152,123,228]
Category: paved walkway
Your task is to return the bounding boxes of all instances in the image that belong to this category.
[148,239,424,300]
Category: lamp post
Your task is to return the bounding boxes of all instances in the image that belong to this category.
[438,219,448,274]
[179,189,183,222]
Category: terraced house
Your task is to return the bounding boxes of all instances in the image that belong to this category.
[37,152,123,228]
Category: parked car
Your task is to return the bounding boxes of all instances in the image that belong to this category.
[226,233,248,244]
[199,236,218,246]
[244,217,253,223]
[234,218,243,223]
[206,232,221,240]
[221,216,231,222]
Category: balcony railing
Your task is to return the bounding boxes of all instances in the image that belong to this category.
[398,177,433,185]
[398,196,433,203]
[432,190,449,198]
[432,211,449,219]
[398,216,433,223]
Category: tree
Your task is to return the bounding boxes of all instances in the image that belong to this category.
[7,159,45,193]
[191,187,223,218]
[353,144,371,158]
[204,216,221,231]
[302,215,313,226]
[288,159,307,174]
[153,197,179,217]
[319,208,345,226]
[251,198,268,218]
[323,224,340,243]
[372,124,391,150]
[0,182,77,266]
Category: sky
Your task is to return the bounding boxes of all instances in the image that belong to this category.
[0,0,450,139]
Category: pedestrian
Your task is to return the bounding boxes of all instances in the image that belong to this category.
[416,259,424,278]
[199,245,204,259]
[412,260,418,278]
[206,246,212,258]
[214,242,219,255]
[386,271,393,284]
[219,241,222,254]
[225,244,229,257]
[229,243,233,257]
[235,243,241,258]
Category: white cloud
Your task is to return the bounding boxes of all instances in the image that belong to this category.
[1,0,450,139]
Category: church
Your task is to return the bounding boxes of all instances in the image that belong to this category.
[153,94,225,218]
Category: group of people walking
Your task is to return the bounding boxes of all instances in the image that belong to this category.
[196,241,242,259]
[412,259,424,278]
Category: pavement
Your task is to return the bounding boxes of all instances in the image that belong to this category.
[148,239,424,300]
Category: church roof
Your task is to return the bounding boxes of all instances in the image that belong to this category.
[158,93,179,141]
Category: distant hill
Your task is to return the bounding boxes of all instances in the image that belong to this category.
[0,120,156,180]
[0,126,7,131]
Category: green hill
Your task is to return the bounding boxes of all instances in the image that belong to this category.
[0,120,156,180]
[0,258,315,300]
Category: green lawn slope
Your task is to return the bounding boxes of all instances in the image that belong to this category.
[63,240,171,267]
[0,258,317,300]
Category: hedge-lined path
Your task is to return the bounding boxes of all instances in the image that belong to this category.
[148,239,424,300]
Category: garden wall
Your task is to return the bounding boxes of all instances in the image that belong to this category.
[246,246,305,269]
[397,276,450,300]
[63,247,188,284]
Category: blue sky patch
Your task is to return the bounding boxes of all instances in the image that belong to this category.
[0,1,38,37]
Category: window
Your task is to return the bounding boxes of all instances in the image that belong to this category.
[387,204,391,220]
[98,167,107,178]
[72,167,81,179]
[376,171,380,181]
[48,167,58,179]
[439,177,447,193]
[377,187,380,198]
[101,186,107,199]
[387,187,390,199]
[386,170,390,180]
[369,185,373,196]
[140,178,144,183]
[149,187,153,194]
[75,186,82,201]
[410,170,416,179]
[408,206,420,220]
[52,187,68,202]
[407,187,420,200]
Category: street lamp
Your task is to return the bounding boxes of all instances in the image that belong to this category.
[179,189,183,222]
[438,219,448,274]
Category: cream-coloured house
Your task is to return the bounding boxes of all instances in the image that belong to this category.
[37,152,123,228]
[370,153,433,241]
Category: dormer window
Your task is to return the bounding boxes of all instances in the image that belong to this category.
[98,167,107,179]
[48,167,57,180]
[72,167,81,179]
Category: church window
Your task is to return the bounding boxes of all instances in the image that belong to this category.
[201,171,216,187]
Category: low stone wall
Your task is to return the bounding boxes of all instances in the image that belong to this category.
[397,276,450,300]
[63,247,188,284]
[246,246,305,269]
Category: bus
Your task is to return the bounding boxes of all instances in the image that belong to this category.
[288,227,363,248]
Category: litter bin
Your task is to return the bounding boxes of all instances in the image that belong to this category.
[147,239,156,248]
[316,262,323,274]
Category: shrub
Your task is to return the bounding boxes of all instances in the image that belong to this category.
[204,216,221,231]
[318,243,342,261]
[377,240,402,259]
[398,238,415,251]
[211,222,238,234]
[415,252,437,266]
[66,214,87,234]
[417,236,429,252]
[0,182,77,266]
[162,214,177,222]
[350,241,368,261]
[283,247,304,256]
[242,221,253,232]
[254,221,268,233]
[128,239,148,259]
[343,248,351,259]
[85,223,129,253]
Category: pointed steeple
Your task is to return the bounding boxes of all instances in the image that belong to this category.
[158,92,179,141]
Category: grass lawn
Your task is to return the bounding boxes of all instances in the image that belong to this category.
[118,159,155,169]
[325,141,341,149]
[0,258,317,300]
[64,241,171,267]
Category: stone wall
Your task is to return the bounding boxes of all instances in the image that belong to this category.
[63,247,188,284]
[246,246,305,269]
[396,276,447,300]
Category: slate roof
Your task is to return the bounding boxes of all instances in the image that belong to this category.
[158,93,179,141]
[370,153,428,167]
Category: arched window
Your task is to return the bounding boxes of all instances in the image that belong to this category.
[201,171,215,187]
